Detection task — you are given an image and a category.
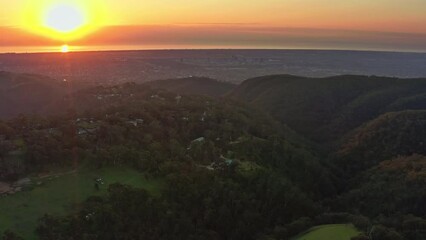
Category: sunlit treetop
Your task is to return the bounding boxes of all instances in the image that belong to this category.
[22,0,106,42]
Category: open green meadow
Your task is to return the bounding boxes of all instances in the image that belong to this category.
[0,167,164,239]
[293,224,360,240]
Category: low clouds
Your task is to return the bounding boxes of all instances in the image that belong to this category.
[1,24,426,52]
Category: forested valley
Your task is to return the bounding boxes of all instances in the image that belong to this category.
[1,73,425,240]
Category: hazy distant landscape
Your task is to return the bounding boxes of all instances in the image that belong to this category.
[1,50,426,84]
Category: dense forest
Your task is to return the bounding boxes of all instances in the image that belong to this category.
[1,73,426,239]
[230,75,426,142]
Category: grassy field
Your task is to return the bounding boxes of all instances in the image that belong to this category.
[0,167,164,239]
[293,224,360,240]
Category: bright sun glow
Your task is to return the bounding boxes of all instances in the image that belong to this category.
[60,44,70,53]
[22,0,105,41]
[45,4,85,33]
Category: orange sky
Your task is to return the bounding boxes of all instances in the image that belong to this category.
[1,0,426,52]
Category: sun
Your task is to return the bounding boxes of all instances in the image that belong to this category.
[60,44,70,53]
[22,0,106,41]
[45,3,85,33]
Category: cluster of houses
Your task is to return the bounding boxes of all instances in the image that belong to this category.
[76,118,100,136]
[187,137,205,150]
[95,93,122,100]
[0,177,37,197]
[76,116,147,136]
[95,177,104,185]
[204,156,237,171]
[187,137,237,171]
[150,94,165,101]
[126,119,144,127]
[92,86,132,101]
[85,212,96,220]
[150,94,184,105]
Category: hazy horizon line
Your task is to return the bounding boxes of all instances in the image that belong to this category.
[1,46,426,55]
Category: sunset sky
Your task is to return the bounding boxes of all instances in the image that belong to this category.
[1,0,426,52]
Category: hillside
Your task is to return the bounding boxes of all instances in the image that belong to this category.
[335,154,426,240]
[0,83,337,238]
[145,77,235,97]
[337,110,426,172]
[230,74,426,142]
[0,74,235,118]
[0,72,67,118]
